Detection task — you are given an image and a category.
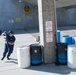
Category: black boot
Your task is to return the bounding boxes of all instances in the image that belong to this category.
[1,56,5,60]
[7,57,10,60]
[1,53,6,60]
[7,53,11,60]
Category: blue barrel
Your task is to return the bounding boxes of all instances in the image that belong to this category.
[62,35,72,45]
[72,36,76,44]
[58,53,67,64]
[30,44,42,65]
[56,43,67,65]
[57,30,60,43]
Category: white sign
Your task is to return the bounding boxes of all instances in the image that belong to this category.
[46,32,53,43]
[9,20,14,23]
[45,21,52,31]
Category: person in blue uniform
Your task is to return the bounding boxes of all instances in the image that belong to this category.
[1,31,16,60]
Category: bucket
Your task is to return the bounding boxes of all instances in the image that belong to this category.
[72,36,76,44]
[57,30,60,43]
[62,35,72,45]
[17,45,30,68]
[68,45,76,69]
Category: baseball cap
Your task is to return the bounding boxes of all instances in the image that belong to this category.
[8,30,14,34]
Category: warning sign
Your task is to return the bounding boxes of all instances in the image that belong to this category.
[46,32,53,43]
[45,21,52,31]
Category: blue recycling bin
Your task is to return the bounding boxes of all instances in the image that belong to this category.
[58,53,67,64]
[56,43,67,65]
[62,35,72,45]
[72,36,76,44]
[57,30,60,43]
[30,44,42,65]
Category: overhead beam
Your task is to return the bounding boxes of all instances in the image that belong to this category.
[56,0,76,8]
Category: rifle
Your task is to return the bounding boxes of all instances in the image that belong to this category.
[2,31,10,52]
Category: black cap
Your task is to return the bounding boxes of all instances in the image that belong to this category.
[8,30,14,34]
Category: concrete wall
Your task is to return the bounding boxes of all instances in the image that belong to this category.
[0,0,38,31]
[68,8,76,25]
[56,7,76,26]
[56,8,68,26]
[1,0,76,30]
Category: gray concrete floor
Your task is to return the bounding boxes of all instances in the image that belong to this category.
[0,26,76,75]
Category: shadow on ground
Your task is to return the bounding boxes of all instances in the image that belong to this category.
[26,63,73,75]
[5,58,18,64]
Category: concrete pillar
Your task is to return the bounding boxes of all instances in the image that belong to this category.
[38,0,57,63]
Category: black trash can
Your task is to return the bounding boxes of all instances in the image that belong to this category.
[30,44,42,65]
[55,43,67,65]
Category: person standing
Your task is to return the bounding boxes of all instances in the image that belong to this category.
[1,30,16,60]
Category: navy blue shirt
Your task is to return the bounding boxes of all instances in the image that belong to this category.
[7,36,16,43]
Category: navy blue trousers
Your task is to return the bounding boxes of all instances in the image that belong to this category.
[3,44,14,58]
